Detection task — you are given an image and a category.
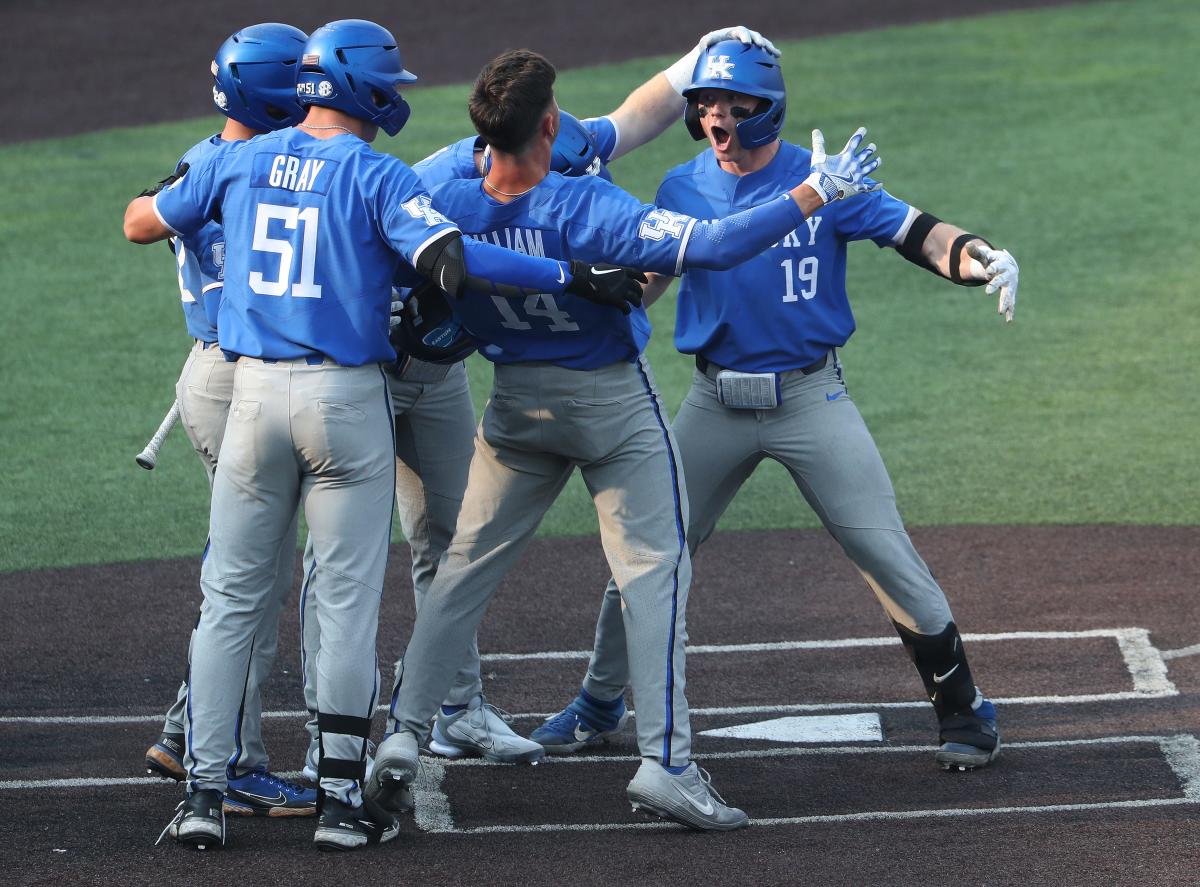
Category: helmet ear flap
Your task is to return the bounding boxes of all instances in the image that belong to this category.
[684,102,706,141]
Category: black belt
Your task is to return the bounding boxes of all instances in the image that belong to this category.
[696,352,829,378]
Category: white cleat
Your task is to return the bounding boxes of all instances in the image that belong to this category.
[428,695,545,765]
[626,760,748,832]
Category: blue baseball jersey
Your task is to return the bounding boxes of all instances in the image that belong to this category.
[658,141,915,373]
[428,173,692,369]
[154,128,462,366]
[172,135,233,342]
[412,116,618,189]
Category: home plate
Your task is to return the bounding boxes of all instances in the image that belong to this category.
[700,713,883,743]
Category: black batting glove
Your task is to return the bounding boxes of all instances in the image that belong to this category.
[563,260,647,315]
[138,162,190,199]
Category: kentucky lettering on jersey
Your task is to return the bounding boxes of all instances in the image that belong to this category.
[429,173,695,370]
[656,140,913,374]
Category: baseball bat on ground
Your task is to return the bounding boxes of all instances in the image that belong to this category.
[136,401,181,470]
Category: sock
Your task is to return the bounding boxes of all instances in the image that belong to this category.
[579,687,623,710]
[441,704,467,716]
[664,764,689,776]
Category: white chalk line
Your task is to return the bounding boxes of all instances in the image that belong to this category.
[1,733,1187,788]
[1161,643,1200,660]
[445,797,1198,835]
[1,627,1178,726]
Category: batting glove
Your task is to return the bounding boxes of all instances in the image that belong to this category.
[967,243,1020,322]
[564,261,647,315]
[665,27,781,94]
[803,127,882,205]
[138,162,189,199]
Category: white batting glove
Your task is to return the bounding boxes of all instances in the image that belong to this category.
[966,242,1019,322]
[803,127,883,204]
[665,26,781,94]
[389,292,404,329]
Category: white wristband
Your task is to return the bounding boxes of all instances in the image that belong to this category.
[665,46,702,95]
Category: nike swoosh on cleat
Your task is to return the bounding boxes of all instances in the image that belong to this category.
[573,724,594,742]
[233,791,288,806]
[673,784,715,816]
[933,664,960,684]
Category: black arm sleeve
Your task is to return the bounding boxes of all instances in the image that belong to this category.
[895,211,941,274]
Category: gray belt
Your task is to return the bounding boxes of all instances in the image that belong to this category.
[695,351,831,381]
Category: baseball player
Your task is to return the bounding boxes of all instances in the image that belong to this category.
[365,48,882,832]
[535,40,1019,772]
[124,19,642,852]
[140,22,317,818]
[297,26,781,775]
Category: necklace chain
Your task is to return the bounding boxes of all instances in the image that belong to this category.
[298,122,354,136]
[483,177,536,198]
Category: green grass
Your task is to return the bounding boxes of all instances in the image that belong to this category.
[2,0,1198,571]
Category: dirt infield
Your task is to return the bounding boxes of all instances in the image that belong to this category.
[8,0,1090,143]
[3,526,1200,885]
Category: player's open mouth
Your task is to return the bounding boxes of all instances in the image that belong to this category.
[709,125,732,152]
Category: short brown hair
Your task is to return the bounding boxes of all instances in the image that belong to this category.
[469,50,556,154]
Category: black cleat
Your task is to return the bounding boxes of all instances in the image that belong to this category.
[145,731,186,781]
[160,788,225,850]
[937,696,1001,771]
[313,796,400,852]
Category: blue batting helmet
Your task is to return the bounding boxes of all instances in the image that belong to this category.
[682,40,786,149]
[211,23,309,131]
[296,19,417,136]
[482,111,612,181]
[552,112,612,181]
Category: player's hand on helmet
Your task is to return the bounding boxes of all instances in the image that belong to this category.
[701,26,780,57]
[667,27,780,94]
[803,128,882,204]
[138,162,190,199]
[564,261,647,315]
[967,243,1020,322]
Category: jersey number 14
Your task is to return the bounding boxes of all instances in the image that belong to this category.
[249,203,322,299]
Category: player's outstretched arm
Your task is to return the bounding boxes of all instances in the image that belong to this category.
[895,215,1021,322]
[607,26,780,161]
[431,232,644,314]
[678,127,882,272]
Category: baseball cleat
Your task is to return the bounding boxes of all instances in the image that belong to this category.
[531,693,630,754]
[223,768,317,817]
[313,796,399,852]
[936,694,1000,771]
[145,731,187,781]
[159,788,225,850]
[626,760,749,831]
[303,738,376,784]
[429,695,545,764]
[365,730,420,815]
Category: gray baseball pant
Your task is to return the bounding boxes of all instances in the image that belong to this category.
[299,360,479,752]
[580,353,955,702]
[161,341,299,774]
[389,357,694,766]
[184,358,394,805]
